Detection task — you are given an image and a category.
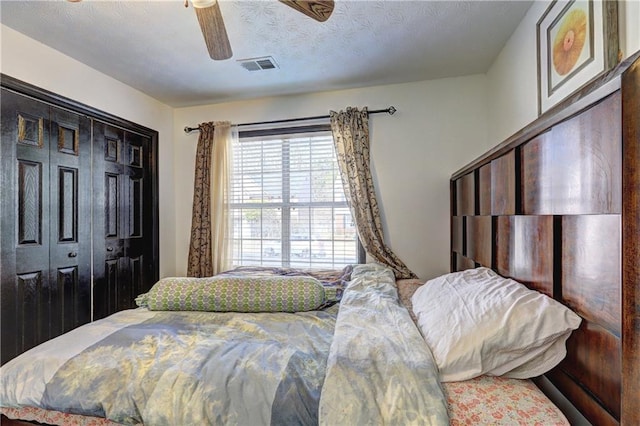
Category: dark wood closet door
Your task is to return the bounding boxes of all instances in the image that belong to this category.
[92,122,156,320]
[1,89,91,364]
[124,131,156,306]
[48,106,92,332]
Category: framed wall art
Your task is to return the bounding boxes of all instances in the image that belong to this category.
[536,0,619,115]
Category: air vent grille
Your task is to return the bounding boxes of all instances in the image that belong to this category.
[256,59,276,70]
[238,56,279,71]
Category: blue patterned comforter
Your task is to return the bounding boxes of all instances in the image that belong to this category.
[0,265,449,425]
[320,263,449,425]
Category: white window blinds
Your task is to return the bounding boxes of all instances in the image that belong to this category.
[229,130,359,268]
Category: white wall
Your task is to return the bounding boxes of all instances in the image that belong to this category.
[1,22,493,282]
[11,0,632,281]
[0,25,177,278]
[487,0,640,143]
[173,75,491,280]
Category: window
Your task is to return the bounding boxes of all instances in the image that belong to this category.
[229,127,360,269]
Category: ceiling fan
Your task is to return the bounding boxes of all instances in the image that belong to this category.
[67,0,334,61]
[187,0,335,60]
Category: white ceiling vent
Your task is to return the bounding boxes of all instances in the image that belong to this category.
[238,56,279,71]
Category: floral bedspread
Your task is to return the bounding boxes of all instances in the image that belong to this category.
[444,375,569,425]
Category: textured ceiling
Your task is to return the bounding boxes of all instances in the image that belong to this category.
[0,0,532,107]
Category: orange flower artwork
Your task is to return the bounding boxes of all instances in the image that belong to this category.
[552,9,587,76]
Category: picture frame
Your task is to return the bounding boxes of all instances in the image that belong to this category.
[536,0,618,115]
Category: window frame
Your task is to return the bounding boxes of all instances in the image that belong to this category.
[230,124,365,268]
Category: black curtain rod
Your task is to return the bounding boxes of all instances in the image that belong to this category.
[183,106,397,134]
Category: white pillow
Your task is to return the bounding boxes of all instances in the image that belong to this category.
[494,334,572,379]
[411,267,582,382]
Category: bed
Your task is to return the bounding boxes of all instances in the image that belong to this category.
[1,264,573,426]
[1,51,638,425]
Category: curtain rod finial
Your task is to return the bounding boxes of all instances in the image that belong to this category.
[388,106,397,115]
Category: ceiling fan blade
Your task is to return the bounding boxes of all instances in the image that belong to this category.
[278,0,334,22]
[194,1,232,60]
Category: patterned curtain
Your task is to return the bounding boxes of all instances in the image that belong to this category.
[187,121,235,277]
[330,107,417,279]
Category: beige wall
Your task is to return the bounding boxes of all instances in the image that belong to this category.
[6,0,634,281]
[2,22,493,282]
[487,0,640,144]
[0,24,177,278]
[173,75,491,280]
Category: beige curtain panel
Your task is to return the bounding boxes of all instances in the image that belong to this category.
[187,121,235,277]
[330,107,417,279]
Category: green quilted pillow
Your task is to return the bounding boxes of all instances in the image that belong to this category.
[138,275,327,313]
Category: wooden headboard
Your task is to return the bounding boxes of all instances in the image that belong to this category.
[450,51,639,426]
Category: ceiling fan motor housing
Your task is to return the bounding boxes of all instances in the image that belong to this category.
[191,0,217,9]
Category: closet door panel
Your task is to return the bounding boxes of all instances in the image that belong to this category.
[93,124,155,319]
[124,132,153,303]
[49,106,91,330]
[17,160,46,247]
[93,122,126,319]
[1,90,51,363]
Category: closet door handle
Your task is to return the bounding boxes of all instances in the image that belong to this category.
[106,247,114,252]
[68,252,78,258]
